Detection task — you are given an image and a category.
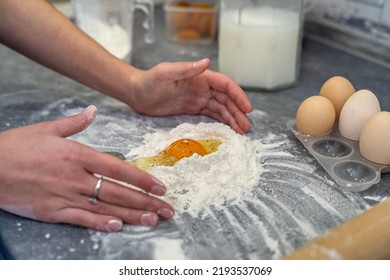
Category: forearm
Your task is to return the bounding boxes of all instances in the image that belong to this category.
[0,0,134,101]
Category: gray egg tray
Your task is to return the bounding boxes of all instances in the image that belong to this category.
[288,120,389,192]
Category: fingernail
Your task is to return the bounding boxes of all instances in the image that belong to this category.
[141,213,158,226]
[106,219,123,232]
[192,58,209,67]
[81,105,97,122]
[150,178,166,196]
[157,207,174,219]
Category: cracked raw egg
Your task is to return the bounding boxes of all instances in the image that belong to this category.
[130,138,221,171]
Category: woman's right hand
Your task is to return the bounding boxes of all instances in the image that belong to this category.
[0,105,174,232]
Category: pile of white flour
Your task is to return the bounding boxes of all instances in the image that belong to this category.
[127,122,263,216]
[76,17,131,60]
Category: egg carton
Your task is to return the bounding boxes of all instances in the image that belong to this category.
[288,119,389,192]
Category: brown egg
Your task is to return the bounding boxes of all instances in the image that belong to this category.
[319,76,356,120]
[176,29,201,40]
[191,12,213,37]
[190,3,213,9]
[296,96,336,136]
[170,13,188,33]
[359,111,390,166]
[189,3,214,37]
[176,1,190,7]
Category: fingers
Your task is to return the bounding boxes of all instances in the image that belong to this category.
[201,91,252,134]
[39,147,174,231]
[55,208,125,232]
[206,70,253,114]
[191,69,253,133]
[34,105,97,137]
[149,59,252,134]
[57,206,165,232]
[61,173,174,231]
[79,148,174,211]
[154,58,210,82]
[84,174,174,219]
[81,150,167,196]
[213,90,252,132]
[200,106,246,134]
[50,157,174,231]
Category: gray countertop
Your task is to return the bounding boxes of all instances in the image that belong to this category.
[0,7,389,260]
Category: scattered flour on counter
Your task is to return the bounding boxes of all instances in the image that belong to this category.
[150,238,187,260]
[127,122,263,217]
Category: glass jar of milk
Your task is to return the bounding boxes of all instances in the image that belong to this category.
[72,0,155,64]
[218,0,303,91]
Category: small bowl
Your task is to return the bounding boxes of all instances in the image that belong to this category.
[164,0,219,45]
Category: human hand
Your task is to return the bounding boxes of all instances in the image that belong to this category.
[0,0,251,134]
[126,58,253,134]
[0,106,174,231]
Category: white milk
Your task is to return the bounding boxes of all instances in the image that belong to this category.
[218,7,301,90]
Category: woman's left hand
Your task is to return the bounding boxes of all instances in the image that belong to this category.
[125,58,253,134]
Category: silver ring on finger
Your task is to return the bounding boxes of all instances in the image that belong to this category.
[89,176,104,205]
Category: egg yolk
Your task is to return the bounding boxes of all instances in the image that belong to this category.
[129,138,221,171]
[164,139,207,160]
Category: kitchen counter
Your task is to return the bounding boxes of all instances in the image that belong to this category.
[0,6,389,260]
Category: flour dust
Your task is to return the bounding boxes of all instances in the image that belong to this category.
[127,122,263,217]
